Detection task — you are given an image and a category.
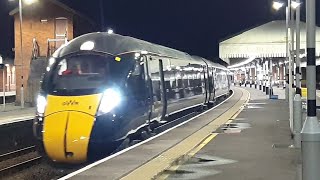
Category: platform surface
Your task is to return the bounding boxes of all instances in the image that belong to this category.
[59,87,249,180]
[161,87,300,180]
[0,104,35,125]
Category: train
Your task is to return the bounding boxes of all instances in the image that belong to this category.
[33,32,231,164]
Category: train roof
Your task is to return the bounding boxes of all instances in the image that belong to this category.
[53,32,192,60]
[53,32,227,69]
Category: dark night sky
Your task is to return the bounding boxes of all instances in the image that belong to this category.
[0,0,313,60]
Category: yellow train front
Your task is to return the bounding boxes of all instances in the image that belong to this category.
[33,34,150,164]
[33,56,130,163]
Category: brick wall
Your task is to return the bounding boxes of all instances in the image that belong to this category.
[13,1,74,105]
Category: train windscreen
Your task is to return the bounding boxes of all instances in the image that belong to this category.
[48,54,135,95]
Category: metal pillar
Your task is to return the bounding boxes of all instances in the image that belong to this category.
[293,94,302,148]
[255,62,258,89]
[285,6,290,101]
[259,60,262,90]
[288,0,294,133]
[296,0,302,95]
[249,65,252,88]
[259,63,262,90]
[245,65,248,87]
[266,59,270,95]
[2,66,5,111]
[19,0,24,108]
[301,0,320,179]
[291,2,296,93]
[263,60,266,92]
[269,59,273,96]
[294,94,302,148]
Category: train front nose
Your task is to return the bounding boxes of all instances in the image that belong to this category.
[43,111,95,163]
[40,94,102,163]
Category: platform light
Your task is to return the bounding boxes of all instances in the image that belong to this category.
[228,57,256,69]
[23,0,37,5]
[291,1,301,9]
[272,1,284,11]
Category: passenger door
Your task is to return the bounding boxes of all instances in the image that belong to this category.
[118,57,151,139]
[145,56,166,123]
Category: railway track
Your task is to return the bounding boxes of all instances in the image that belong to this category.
[0,146,36,162]
[0,146,42,178]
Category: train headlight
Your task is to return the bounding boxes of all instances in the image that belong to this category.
[37,95,47,115]
[97,88,121,116]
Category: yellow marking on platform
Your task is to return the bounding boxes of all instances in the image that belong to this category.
[226,120,233,124]
[120,88,250,180]
[157,133,218,180]
[189,133,218,156]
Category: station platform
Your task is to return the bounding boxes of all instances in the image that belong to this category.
[56,86,299,180]
[0,104,35,125]
[159,87,299,180]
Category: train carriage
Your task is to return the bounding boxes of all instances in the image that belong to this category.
[33,32,230,163]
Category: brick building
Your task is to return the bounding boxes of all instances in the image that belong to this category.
[10,0,95,106]
[0,58,16,96]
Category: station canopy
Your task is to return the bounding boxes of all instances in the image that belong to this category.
[219,20,320,67]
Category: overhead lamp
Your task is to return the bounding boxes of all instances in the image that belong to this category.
[23,0,38,5]
[291,1,301,9]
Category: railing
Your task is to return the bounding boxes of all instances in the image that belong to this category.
[47,38,68,57]
[31,38,40,60]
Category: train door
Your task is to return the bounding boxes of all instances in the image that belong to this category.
[211,67,216,101]
[142,55,153,125]
[206,65,214,103]
[145,56,166,123]
[202,65,209,104]
[115,55,151,140]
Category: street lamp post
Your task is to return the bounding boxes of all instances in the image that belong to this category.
[273,0,301,134]
[288,0,294,134]
[18,0,24,108]
[295,0,301,95]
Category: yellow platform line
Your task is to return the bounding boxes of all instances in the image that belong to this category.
[120,88,250,180]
